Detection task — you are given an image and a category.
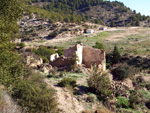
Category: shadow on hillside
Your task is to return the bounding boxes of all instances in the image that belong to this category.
[74,85,90,95]
[44,36,55,40]
[121,55,150,71]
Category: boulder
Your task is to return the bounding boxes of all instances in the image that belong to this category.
[22,52,43,68]
[39,64,52,73]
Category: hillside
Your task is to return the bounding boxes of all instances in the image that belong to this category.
[1,0,150,113]
[26,0,150,27]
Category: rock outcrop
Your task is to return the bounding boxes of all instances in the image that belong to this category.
[39,64,52,73]
[22,52,43,68]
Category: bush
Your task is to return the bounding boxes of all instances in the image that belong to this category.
[54,46,64,56]
[32,46,55,63]
[111,63,131,80]
[93,42,104,49]
[48,67,59,77]
[58,77,77,88]
[111,46,121,64]
[19,42,25,48]
[88,70,113,101]
[48,30,61,38]
[117,96,129,108]
[76,41,81,44]
[12,74,58,113]
[136,76,146,87]
[41,56,49,63]
[146,83,150,91]
[129,90,139,108]
[0,50,29,88]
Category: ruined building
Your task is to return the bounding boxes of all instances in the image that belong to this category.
[50,44,106,71]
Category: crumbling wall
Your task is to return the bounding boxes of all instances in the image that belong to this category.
[82,46,106,71]
[75,44,83,64]
[50,53,59,62]
[50,57,73,67]
[64,46,77,57]
[52,44,106,71]
[64,44,83,64]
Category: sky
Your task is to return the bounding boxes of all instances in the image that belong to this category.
[106,0,150,16]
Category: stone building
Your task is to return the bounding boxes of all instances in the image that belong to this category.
[86,29,94,34]
[99,27,107,30]
[64,44,106,71]
[50,44,106,71]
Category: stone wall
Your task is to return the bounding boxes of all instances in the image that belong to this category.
[50,57,73,67]
[64,44,83,65]
[82,46,106,71]
[64,46,77,57]
[50,53,59,62]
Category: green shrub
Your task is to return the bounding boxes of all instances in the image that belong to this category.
[32,46,55,63]
[13,74,58,113]
[48,30,60,38]
[48,67,59,77]
[136,76,146,87]
[117,96,129,108]
[93,42,104,49]
[76,41,81,44]
[19,42,25,48]
[138,90,150,101]
[54,46,64,56]
[111,63,131,80]
[41,56,49,63]
[88,71,113,101]
[146,83,150,91]
[70,53,79,71]
[129,90,139,108]
[111,46,121,64]
[0,50,29,88]
[58,77,77,88]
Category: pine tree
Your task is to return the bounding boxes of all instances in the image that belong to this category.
[111,46,121,64]
[110,21,115,27]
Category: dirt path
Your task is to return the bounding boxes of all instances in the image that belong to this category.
[44,79,84,113]
[24,27,131,47]
[24,27,146,48]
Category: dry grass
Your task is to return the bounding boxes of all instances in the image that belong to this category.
[28,27,150,57]
[95,106,112,113]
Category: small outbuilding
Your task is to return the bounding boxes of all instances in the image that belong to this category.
[86,29,94,34]
[99,27,107,30]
